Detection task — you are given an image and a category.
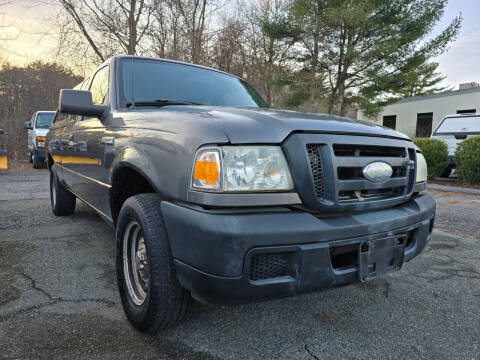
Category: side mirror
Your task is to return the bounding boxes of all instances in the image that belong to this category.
[24,122,33,130]
[59,89,107,119]
[0,129,4,135]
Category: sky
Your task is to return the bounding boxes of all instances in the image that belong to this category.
[0,0,479,88]
[431,0,480,89]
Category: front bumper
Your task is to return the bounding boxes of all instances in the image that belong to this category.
[162,193,436,305]
[33,147,45,159]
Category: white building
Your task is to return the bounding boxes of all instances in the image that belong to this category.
[358,83,480,138]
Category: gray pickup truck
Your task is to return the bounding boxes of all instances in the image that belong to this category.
[46,56,435,333]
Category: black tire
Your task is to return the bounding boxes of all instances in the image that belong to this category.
[439,166,452,178]
[28,152,33,163]
[116,194,188,333]
[33,153,44,169]
[50,170,76,216]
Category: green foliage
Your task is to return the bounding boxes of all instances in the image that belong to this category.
[413,138,449,178]
[397,62,450,98]
[455,136,480,185]
[275,67,327,109]
[289,0,461,116]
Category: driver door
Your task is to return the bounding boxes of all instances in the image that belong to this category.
[62,65,111,217]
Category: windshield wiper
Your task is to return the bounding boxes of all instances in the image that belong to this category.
[126,99,202,107]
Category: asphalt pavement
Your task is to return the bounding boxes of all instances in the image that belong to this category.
[0,170,479,359]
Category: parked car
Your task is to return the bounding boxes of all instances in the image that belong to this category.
[24,111,56,168]
[46,56,436,333]
[431,113,480,177]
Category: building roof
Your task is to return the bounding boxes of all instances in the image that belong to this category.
[396,86,480,104]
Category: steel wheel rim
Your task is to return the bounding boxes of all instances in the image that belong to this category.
[123,220,149,306]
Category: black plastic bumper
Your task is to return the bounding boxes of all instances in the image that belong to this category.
[161,193,436,305]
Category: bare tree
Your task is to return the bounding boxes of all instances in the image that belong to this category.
[0,1,22,55]
[173,0,221,64]
[149,0,187,61]
[0,62,81,161]
[241,0,298,105]
[211,15,247,76]
[56,0,157,62]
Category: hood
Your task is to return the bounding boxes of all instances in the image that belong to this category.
[125,107,410,144]
[203,108,410,143]
[35,128,50,137]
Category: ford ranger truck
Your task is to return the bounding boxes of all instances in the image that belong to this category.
[46,56,435,333]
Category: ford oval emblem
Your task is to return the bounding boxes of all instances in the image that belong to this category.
[362,162,393,183]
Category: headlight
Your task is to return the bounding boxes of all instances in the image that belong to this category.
[36,136,45,148]
[192,146,294,192]
[416,152,428,183]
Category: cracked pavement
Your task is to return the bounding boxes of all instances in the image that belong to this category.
[1,170,479,359]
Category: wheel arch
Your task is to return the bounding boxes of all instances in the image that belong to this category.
[109,147,165,224]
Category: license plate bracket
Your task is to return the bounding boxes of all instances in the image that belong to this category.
[358,235,406,282]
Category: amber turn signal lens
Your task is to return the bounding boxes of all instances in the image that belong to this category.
[192,150,220,190]
[36,136,45,142]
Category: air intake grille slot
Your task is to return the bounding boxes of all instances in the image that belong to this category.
[306,144,325,199]
[250,253,290,281]
[333,144,405,157]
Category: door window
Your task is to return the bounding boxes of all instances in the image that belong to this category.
[89,67,109,105]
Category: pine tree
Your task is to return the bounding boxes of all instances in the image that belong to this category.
[289,0,461,116]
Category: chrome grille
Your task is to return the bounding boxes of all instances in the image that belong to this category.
[332,144,410,203]
[301,136,415,211]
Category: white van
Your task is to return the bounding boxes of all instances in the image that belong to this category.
[431,114,480,177]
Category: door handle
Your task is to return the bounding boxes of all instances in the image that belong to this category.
[101,136,114,146]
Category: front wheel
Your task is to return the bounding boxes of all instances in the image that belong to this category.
[32,153,44,169]
[116,194,188,333]
[50,170,76,216]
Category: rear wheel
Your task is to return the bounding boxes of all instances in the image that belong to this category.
[50,170,76,216]
[116,194,188,333]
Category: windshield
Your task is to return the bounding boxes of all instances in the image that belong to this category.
[35,112,55,129]
[434,116,480,134]
[120,58,267,108]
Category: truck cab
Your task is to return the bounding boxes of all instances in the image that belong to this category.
[25,111,56,168]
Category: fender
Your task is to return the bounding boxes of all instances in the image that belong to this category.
[110,146,163,195]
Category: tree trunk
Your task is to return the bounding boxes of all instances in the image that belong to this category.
[308,37,319,112]
[329,24,347,115]
[127,0,137,55]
